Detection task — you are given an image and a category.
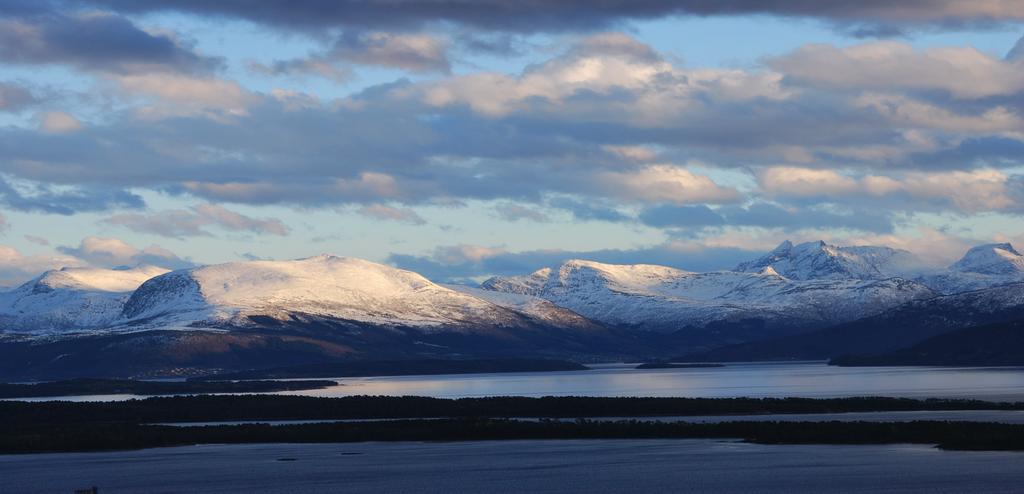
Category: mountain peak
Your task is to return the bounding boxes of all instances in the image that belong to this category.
[951,243,1024,275]
[770,240,794,255]
[735,240,913,280]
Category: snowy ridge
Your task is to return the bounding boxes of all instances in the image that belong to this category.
[950,243,1024,275]
[482,258,934,331]
[913,243,1024,294]
[121,255,544,331]
[0,266,169,332]
[734,240,918,280]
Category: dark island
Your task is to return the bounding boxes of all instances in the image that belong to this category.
[635,362,725,369]
[5,395,1024,453]
[0,378,337,399]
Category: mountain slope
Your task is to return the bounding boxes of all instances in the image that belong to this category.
[0,266,169,332]
[919,243,1024,294]
[734,240,917,280]
[686,282,1024,362]
[122,255,551,331]
[481,259,935,335]
[831,320,1024,367]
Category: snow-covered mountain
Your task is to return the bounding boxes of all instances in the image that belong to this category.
[481,258,934,332]
[120,255,594,334]
[734,240,918,280]
[0,266,169,332]
[951,243,1024,275]
[915,243,1024,294]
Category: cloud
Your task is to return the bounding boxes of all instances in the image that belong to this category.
[547,197,630,222]
[0,82,36,112]
[356,204,426,225]
[639,205,725,228]
[37,111,82,133]
[758,167,861,197]
[23,235,49,246]
[0,33,1021,224]
[75,1,1024,33]
[105,203,290,238]
[638,202,894,233]
[1009,35,1024,61]
[596,165,740,204]
[0,244,84,287]
[253,31,450,81]
[326,31,451,73]
[0,176,144,215]
[759,167,1019,213]
[769,41,1024,99]
[388,241,762,282]
[249,59,353,83]
[57,236,191,268]
[114,73,255,120]
[0,9,221,74]
[493,203,548,222]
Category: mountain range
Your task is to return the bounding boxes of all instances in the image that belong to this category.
[2,240,1023,378]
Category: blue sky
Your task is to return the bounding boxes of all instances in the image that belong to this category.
[1,1,1024,284]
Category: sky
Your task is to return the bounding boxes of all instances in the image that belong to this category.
[1,1,1024,285]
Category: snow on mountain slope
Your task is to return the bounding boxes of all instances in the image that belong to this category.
[950,243,1024,275]
[121,255,556,332]
[915,243,1024,294]
[444,283,602,330]
[0,266,169,332]
[734,240,918,281]
[482,259,934,331]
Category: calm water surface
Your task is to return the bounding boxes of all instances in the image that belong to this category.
[5,440,1023,493]
[15,362,1024,402]
[275,362,1024,401]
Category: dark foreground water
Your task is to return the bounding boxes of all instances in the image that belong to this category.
[4,440,1023,493]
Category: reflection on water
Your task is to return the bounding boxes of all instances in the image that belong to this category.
[276,362,1024,401]
[13,362,1024,402]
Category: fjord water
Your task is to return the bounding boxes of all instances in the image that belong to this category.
[278,362,1024,401]
[15,362,1024,402]
[6,440,1024,493]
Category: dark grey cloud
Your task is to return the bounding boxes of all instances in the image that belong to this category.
[0,177,144,215]
[547,198,630,222]
[72,1,1024,33]
[0,7,221,74]
[255,30,451,81]
[388,243,761,282]
[639,205,724,228]
[639,202,894,233]
[0,82,36,111]
[1008,35,1024,61]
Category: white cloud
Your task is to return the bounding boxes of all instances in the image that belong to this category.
[758,167,860,197]
[0,244,83,286]
[597,165,740,204]
[759,167,1017,213]
[37,111,83,133]
[57,236,190,268]
[770,41,1024,99]
[114,73,254,120]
